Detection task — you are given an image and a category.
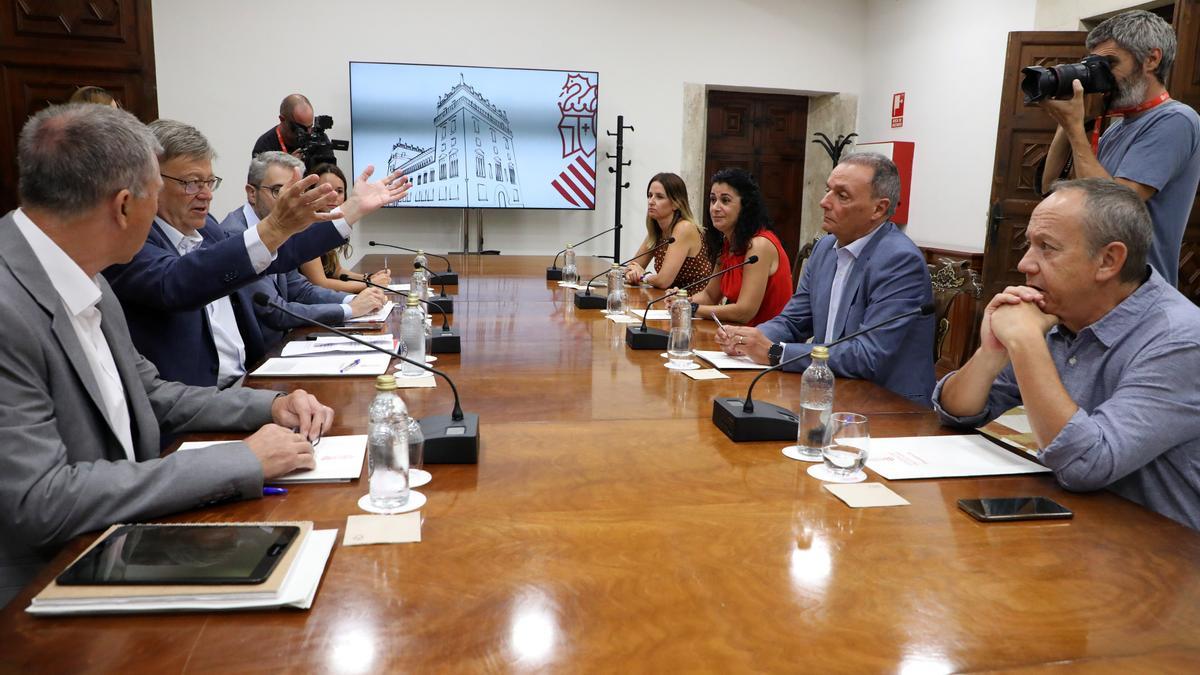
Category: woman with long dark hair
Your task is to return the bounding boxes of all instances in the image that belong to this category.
[689,168,792,326]
[623,172,720,289]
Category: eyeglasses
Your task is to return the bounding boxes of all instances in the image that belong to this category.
[256,183,285,198]
[161,173,222,194]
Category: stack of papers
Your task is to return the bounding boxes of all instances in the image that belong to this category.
[864,435,1051,480]
[347,301,394,323]
[387,283,411,293]
[26,523,336,615]
[178,435,367,483]
[280,335,396,357]
[693,350,769,370]
[250,352,392,377]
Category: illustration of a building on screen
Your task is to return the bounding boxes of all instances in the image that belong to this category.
[351,62,598,210]
[387,76,522,208]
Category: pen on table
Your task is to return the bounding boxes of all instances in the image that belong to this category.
[338,357,362,373]
[262,487,288,496]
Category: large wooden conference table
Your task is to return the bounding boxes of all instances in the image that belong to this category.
[3,255,1200,673]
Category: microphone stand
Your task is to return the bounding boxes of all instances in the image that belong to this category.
[368,241,458,286]
[712,304,935,442]
[625,255,759,350]
[574,236,675,310]
[342,274,461,354]
[547,226,619,280]
[253,293,479,463]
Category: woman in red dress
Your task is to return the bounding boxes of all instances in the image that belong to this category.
[690,168,793,326]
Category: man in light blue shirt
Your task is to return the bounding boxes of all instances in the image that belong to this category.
[935,178,1200,530]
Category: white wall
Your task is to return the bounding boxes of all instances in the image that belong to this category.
[857,0,1037,253]
[1034,0,1165,29]
[152,0,866,263]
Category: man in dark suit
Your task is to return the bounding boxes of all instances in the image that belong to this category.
[0,103,335,607]
[103,120,409,387]
[716,153,935,406]
[220,151,387,348]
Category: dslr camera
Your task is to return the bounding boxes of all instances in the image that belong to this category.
[294,114,349,169]
[1021,55,1116,104]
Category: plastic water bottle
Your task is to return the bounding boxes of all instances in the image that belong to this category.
[796,345,834,460]
[666,288,694,369]
[411,262,428,302]
[604,264,625,315]
[561,245,578,285]
[399,295,425,377]
[367,374,409,509]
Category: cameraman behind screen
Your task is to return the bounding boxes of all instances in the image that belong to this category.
[1038,9,1200,286]
[252,93,313,158]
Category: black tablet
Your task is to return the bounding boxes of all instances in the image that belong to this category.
[55,524,301,586]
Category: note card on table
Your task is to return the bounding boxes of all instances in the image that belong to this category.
[824,483,910,508]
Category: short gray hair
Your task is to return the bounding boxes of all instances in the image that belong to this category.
[1051,178,1151,283]
[248,151,303,185]
[18,103,161,216]
[148,119,215,164]
[1087,9,1177,84]
[839,152,902,220]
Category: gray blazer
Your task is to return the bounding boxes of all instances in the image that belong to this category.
[0,212,279,607]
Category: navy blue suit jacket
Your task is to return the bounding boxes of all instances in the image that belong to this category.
[756,221,936,406]
[102,213,347,387]
[219,207,347,348]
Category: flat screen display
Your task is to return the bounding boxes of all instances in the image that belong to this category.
[350,61,599,210]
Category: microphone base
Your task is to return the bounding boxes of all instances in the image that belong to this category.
[711,398,799,442]
[430,272,458,286]
[546,267,563,281]
[431,329,461,354]
[574,290,608,310]
[625,326,669,350]
[419,413,480,464]
[427,297,454,315]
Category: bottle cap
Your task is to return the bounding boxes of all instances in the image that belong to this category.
[611,263,620,268]
[812,345,829,359]
[417,250,424,254]
[675,288,688,297]
[375,374,397,391]
[406,295,420,307]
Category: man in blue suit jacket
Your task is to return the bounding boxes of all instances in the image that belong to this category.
[717,153,935,406]
[219,152,387,348]
[103,120,409,387]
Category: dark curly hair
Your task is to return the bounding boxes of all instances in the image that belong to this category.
[706,167,774,255]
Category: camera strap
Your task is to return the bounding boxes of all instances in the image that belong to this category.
[1090,91,1171,153]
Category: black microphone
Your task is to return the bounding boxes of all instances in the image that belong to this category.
[340,274,460,353]
[412,261,453,315]
[626,255,759,350]
[712,302,936,442]
[368,241,458,286]
[252,292,479,463]
[547,226,618,280]
[574,237,676,310]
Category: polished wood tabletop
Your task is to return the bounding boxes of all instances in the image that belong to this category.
[3,254,1199,673]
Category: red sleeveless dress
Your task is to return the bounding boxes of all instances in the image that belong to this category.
[718,229,793,326]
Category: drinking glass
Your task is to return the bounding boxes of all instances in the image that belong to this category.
[822,413,869,480]
[665,327,697,370]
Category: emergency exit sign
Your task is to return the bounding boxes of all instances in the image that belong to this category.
[891,92,905,128]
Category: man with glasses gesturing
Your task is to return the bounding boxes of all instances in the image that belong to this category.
[103,119,409,388]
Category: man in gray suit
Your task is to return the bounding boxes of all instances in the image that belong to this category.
[0,103,336,608]
[220,151,386,348]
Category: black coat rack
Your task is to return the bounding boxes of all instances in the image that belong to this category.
[605,115,634,261]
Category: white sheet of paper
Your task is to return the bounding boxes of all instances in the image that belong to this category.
[684,368,730,380]
[692,350,770,370]
[864,435,1051,480]
[824,482,910,507]
[280,335,395,357]
[629,309,672,321]
[996,413,1033,434]
[387,283,411,293]
[178,434,367,483]
[605,314,641,324]
[250,352,392,377]
[346,301,394,323]
[343,513,422,546]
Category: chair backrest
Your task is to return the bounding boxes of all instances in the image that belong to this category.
[791,233,825,286]
[928,257,982,364]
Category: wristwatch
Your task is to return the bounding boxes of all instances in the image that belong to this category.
[768,342,784,367]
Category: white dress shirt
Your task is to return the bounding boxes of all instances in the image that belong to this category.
[13,209,135,460]
[241,203,355,318]
[825,224,884,343]
[156,218,247,388]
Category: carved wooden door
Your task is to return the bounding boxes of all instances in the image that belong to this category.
[981,31,1088,300]
[0,0,158,213]
[705,91,807,262]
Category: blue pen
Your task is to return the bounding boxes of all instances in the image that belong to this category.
[262,487,288,496]
[338,357,361,373]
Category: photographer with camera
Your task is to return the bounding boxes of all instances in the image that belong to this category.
[1035,10,1200,286]
[252,94,313,158]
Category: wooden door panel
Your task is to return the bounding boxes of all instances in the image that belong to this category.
[757,158,804,262]
[1172,0,1200,304]
[705,93,754,156]
[759,101,808,153]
